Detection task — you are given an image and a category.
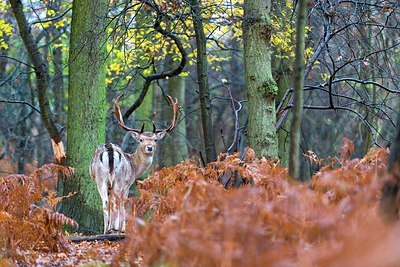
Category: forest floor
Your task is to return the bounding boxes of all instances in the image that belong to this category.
[3,146,400,266]
[10,238,122,266]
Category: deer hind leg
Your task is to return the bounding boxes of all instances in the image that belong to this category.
[97,181,110,234]
[120,187,130,232]
[110,189,125,233]
[120,201,126,233]
[114,196,126,233]
[107,190,121,233]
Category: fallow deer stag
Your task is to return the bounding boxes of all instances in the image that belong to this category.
[90,94,179,233]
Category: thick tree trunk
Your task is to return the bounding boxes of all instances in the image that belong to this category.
[288,0,307,179]
[61,0,108,234]
[243,0,278,159]
[189,0,217,163]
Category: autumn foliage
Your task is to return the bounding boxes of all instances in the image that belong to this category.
[1,144,400,266]
[0,164,76,261]
[117,146,400,266]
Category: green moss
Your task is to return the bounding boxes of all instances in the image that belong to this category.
[262,80,278,96]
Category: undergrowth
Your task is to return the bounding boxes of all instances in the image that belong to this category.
[0,164,76,261]
[0,142,398,266]
[116,146,400,267]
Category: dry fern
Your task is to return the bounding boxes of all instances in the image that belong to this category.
[116,146,399,267]
[0,164,75,261]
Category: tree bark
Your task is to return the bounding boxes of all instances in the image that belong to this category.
[288,0,307,179]
[189,0,217,163]
[61,0,109,234]
[243,0,278,159]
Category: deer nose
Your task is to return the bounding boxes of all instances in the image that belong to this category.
[146,145,154,152]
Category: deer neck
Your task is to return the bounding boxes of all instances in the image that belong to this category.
[131,149,154,177]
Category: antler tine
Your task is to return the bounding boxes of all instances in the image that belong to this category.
[112,94,143,133]
[152,122,157,133]
[155,94,179,133]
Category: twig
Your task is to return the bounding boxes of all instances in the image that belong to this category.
[0,99,41,114]
[66,233,126,243]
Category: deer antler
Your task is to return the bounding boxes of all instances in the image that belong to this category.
[113,94,144,133]
[154,94,179,133]
[113,93,178,133]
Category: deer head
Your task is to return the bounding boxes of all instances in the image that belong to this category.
[112,93,179,156]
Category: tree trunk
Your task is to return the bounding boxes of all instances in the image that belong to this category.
[274,58,292,167]
[189,0,217,163]
[288,0,307,179]
[380,113,400,222]
[51,33,65,125]
[61,0,109,234]
[159,56,189,167]
[243,0,278,159]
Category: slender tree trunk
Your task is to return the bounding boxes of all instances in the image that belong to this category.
[159,55,189,167]
[288,0,307,179]
[243,0,278,159]
[61,0,109,234]
[274,58,292,167]
[185,75,202,158]
[189,0,217,163]
[17,116,27,174]
[52,35,65,124]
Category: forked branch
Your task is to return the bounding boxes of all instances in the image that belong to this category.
[122,0,187,120]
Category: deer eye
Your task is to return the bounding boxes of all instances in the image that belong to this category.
[139,139,143,142]
[155,139,158,142]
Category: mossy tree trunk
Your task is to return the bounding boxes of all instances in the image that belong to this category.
[243,0,278,159]
[61,0,108,234]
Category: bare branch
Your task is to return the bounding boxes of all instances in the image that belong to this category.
[9,0,62,144]
[0,99,41,114]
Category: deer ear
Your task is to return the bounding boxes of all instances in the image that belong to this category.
[130,131,140,141]
[156,131,167,140]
